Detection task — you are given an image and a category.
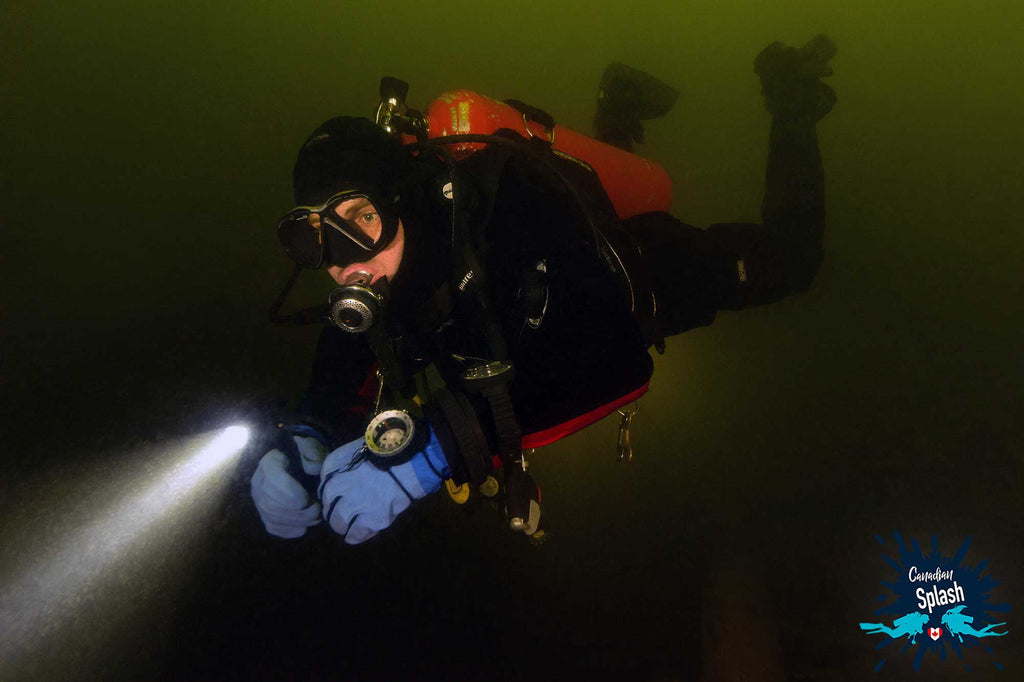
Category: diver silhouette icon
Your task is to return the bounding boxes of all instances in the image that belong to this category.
[859,611,930,644]
[941,605,1009,643]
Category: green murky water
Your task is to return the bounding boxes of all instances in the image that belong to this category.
[3,2,1022,679]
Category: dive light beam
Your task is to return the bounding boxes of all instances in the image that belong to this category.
[0,426,249,675]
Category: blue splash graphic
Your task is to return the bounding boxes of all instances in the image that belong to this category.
[859,531,1011,673]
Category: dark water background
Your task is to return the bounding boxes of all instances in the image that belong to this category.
[2,1,1022,680]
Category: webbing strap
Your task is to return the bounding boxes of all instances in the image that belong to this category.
[477,381,522,466]
[434,389,489,486]
[503,99,557,134]
[365,325,404,393]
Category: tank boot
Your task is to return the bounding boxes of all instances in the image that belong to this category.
[755,34,837,123]
[594,62,679,152]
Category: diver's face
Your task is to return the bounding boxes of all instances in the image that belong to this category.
[324,197,405,285]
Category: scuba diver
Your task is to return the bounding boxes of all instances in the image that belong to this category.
[251,36,838,544]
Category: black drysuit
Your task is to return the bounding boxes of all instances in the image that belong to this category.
[296,116,825,447]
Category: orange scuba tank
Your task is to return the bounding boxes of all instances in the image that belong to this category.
[410,90,673,220]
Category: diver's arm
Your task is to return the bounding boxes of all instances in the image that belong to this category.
[250,325,376,539]
[294,324,377,444]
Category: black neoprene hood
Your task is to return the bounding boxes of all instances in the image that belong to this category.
[292,116,412,208]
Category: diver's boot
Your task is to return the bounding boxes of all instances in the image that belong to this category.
[594,62,680,152]
[755,34,837,123]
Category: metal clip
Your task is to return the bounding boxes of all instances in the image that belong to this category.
[616,402,639,463]
[371,369,384,416]
[516,447,534,472]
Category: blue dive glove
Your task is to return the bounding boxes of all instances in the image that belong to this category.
[318,427,448,545]
[251,433,328,538]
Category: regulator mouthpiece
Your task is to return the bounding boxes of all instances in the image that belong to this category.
[345,271,373,286]
[328,274,388,333]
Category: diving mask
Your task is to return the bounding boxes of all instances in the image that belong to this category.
[277,189,399,269]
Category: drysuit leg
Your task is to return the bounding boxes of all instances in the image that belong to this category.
[625,39,833,338]
[623,106,827,337]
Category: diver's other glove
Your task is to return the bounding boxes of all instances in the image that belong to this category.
[250,432,328,538]
[755,34,837,122]
[319,429,448,545]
